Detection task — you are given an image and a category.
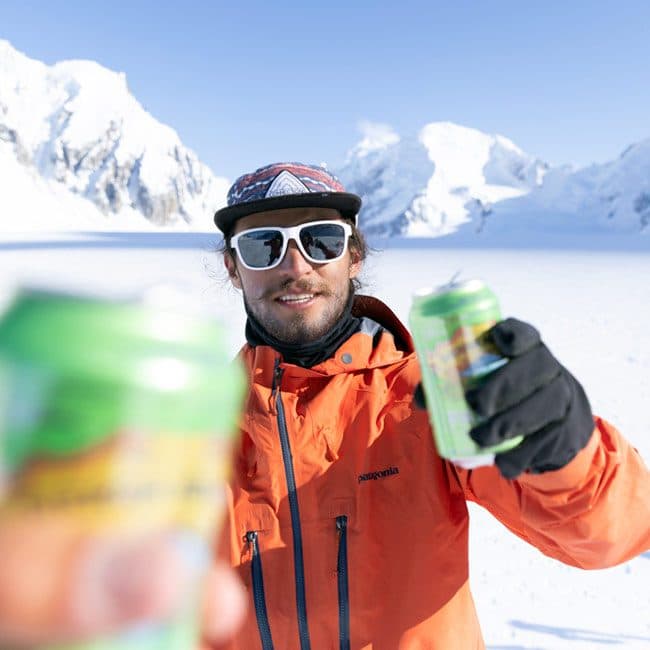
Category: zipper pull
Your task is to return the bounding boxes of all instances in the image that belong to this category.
[271,358,283,392]
[246,530,259,554]
[336,515,348,533]
[269,358,283,413]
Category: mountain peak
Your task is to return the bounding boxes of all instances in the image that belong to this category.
[338,121,548,237]
[0,40,228,230]
[2,40,648,238]
[347,121,401,159]
[337,116,649,238]
[52,58,129,95]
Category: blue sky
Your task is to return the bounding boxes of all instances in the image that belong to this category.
[3,1,650,181]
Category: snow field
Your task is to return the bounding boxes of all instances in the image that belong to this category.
[0,235,648,648]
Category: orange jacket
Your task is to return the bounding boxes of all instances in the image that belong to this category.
[215,296,650,650]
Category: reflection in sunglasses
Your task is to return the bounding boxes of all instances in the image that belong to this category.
[231,220,352,270]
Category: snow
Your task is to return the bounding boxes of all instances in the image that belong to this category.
[348,121,401,157]
[1,232,648,649]
[338,120,548,238]
[4,36,650,238]
[0,144,162,232]
[419,122,538,202]
[0,40,228,230]
[1,38,648,647]
[337,118,650,238]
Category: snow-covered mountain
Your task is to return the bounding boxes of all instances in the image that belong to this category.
[503,139,650,232]
[337,121,650,239]
[337,121,548,237]
[0,40,228,231]
[2,39,649,239]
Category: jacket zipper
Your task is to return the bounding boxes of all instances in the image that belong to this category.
[336,515,351,650]
[272,360,311,650]
[246,531,274,650]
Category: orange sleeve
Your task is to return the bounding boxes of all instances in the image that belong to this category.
[455,416,650,569]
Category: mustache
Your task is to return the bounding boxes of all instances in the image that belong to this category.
[258,279,331,301]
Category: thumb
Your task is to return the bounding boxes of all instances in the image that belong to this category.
[200,561,247,647]
[72,533,184,637]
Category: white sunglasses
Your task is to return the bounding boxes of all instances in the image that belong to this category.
[230,220,353,270]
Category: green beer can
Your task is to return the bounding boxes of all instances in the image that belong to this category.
[0,288,245,649]
[409,279,523,468]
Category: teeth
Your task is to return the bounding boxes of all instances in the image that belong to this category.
[278,294,313,303]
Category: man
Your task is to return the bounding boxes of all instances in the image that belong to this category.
[211,162,650,649]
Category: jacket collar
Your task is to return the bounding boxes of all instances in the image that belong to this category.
[239,295,414,378]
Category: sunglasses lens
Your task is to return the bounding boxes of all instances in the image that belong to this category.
[237,230,284,268]
[300,223,347,261]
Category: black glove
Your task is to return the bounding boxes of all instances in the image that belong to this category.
[465,318,594,479]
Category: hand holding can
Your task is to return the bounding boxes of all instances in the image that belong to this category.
[409,279,523,468]
[0,289,245,649]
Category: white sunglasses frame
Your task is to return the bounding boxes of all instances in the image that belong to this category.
[230,220,353,271]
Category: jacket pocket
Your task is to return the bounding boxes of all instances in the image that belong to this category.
[336,515,350,650]
[246,530,274,650]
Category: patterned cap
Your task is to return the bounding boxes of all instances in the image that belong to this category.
[214,162,361,234]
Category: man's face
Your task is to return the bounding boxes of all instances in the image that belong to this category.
[224,207,361,344]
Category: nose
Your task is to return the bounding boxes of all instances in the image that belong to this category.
[277,238,313,275]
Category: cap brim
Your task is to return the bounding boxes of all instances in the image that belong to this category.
[214,192,361,234]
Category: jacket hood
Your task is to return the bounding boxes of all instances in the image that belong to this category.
[239,295,415,380]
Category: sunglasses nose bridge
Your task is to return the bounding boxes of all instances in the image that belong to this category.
[279,234,313,269]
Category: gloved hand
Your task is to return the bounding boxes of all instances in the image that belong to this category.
[465,318,594,479]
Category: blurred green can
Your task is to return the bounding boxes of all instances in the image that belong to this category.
[0,288,245,649]
[409,279,522,468]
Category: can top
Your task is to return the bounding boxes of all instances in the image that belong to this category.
[411,279,497,317]
[0,288,238,394]
[413,278,485,298]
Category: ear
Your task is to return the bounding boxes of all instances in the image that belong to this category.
[224,253,242,289]
[348,249,362,280]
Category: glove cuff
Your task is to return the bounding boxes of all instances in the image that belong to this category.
[515,421,598,489]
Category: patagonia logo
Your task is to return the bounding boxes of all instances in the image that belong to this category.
[358,466,400,484]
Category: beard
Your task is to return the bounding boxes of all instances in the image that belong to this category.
[244,278,352,344]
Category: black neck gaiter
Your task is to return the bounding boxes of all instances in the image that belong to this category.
[245,291,360,368]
